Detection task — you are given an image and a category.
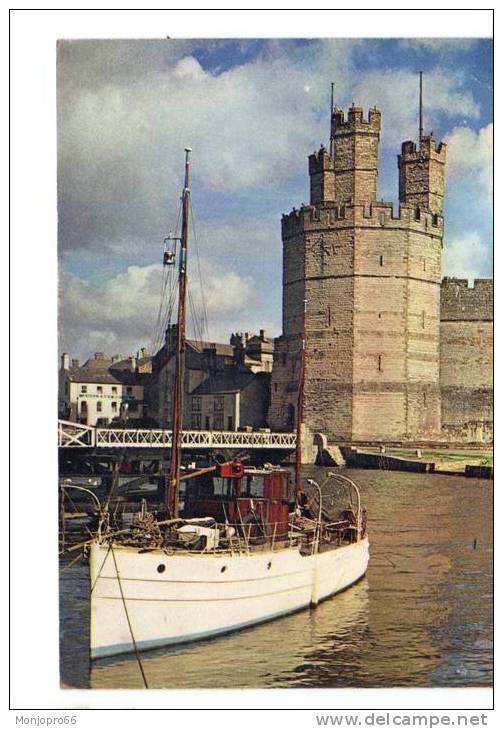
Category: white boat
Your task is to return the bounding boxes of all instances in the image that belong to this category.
[87,149,370,662]
[90,527,369,659]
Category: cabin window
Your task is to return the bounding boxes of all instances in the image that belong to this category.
[96,401,102,412]
[246,476,265,498]
[378,355,382,372]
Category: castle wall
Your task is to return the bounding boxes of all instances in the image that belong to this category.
[270,106,493,449]
[440,279,493,443]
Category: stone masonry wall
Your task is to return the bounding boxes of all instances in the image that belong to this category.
[440,278,493,443]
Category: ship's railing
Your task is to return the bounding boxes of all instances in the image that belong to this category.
[58,420,296,449]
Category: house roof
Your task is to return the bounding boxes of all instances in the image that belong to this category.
[191,368,257,395]
[67,366,145,386]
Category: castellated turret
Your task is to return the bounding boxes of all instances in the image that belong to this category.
[269,105,448,445]
[398,136,447,215]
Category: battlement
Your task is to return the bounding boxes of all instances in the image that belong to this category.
[441,277,493,321]
[308,146,334,176]
[281,200,444,239]
[331,105,381,134]
[399,136,447,163]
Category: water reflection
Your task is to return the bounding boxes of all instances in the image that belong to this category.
[60,468,493,689]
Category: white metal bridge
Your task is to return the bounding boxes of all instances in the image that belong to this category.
[58,420,296,450]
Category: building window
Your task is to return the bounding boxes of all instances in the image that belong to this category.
[126,386,133,396]
[81,385,87,394]
[214,414,224,430]
[205,417,210,430]
[112,402,117,412]
[227,416,234,430]
[97,386,103,394]
[415,206,421,221]
[192,396,201,412]
[129,402,138,412]
[191,413,201,429]
[96,401,102,412]
[432,213,438,226]
[112,386,117,394]
[214,396,224,412]
[378,355,382,372]
[80,400,87,413]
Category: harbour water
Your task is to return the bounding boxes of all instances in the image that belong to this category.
[59,467,493,689]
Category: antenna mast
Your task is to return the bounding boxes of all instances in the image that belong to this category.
[167,147,191,517]
[419,71,423,145]
[330,82,335,157]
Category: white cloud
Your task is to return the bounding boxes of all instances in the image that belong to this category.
[443,231,492,282]
[444,123,493,203]
[58,39,480,256]
[59,260,255,359]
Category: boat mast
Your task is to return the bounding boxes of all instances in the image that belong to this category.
[295,298,307,503]
[167,147,191,517]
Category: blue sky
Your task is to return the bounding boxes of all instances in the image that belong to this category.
[58,38,493,360]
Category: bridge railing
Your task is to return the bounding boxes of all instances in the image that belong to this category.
[58,420,296,449]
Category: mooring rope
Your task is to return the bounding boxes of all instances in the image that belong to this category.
[110,545,149,689]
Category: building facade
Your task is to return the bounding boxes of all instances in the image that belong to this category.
[148,324,273,430]
[58,352,148,426]
[269,105,446,443]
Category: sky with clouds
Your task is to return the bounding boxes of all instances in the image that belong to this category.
[57,37,493,361]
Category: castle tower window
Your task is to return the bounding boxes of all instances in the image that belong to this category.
[432,214,439,226]
[415,206,421,221]
[282,353,287,366]
[422,310,426,329]
[423,392,427,406]
[378,355,382,372]
[379,255,384,267]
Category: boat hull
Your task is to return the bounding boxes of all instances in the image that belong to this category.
[89,537,370,659]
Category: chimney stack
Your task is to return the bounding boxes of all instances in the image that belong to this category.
[61,353,70,370]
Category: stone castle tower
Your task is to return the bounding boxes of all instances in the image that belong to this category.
[268,105,447,443]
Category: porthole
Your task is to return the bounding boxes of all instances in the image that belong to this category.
[157,564,166,573]
[220,566,227,573]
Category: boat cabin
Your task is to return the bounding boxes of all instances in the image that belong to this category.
[183,464,294,540]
